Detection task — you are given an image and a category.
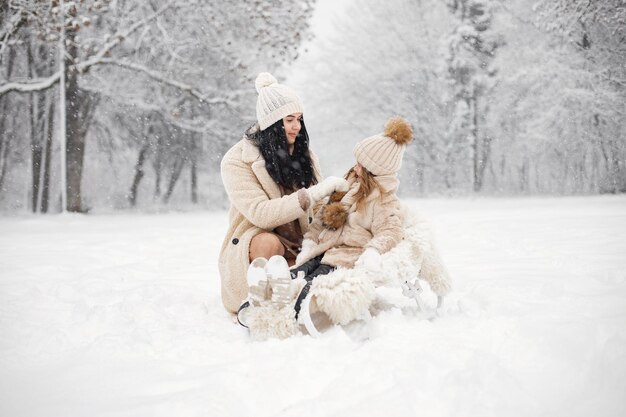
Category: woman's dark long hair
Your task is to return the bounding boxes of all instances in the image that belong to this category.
[247,117,317,191]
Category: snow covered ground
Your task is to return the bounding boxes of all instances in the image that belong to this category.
[1,196,625,417]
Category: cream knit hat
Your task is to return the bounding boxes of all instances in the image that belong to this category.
[255,72,304,130]
[353,117,414,176]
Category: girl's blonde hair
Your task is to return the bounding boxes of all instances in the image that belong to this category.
[345,166,385,211]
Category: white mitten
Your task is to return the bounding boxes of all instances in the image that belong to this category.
[307,176,349,203]
[355,247,382,272]
[295,238,317,265]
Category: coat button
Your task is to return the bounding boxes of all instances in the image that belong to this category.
[309,216,312,224]
[232,238,239,245]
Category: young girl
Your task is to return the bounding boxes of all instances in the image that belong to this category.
[289,116,413,317]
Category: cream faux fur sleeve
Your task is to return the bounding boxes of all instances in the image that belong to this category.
[221,153,306,231]
[366,195,403,254]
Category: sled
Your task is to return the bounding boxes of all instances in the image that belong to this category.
[245,207,452,340]
[296,207,451,337]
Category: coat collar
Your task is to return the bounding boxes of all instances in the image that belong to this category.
[240,132,322,181]
[375,174,400,194]
[241,136,262,163]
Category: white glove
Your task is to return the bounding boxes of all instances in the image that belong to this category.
[307,176,349,203]
[295,238,317,265]
[355,247,382,272]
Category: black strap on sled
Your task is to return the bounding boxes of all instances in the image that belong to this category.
[237,301,250,328]
[294,281,312,319]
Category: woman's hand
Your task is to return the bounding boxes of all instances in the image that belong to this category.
[307,176,349,203]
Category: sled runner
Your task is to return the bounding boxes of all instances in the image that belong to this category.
[239,207,452,340]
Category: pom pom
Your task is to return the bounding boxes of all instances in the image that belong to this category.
[255,72,277,93]
[322,202,348,230]
[384,116,413,145]
[328,191,347,204]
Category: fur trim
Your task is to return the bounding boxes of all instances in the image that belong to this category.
[375,239,422,288]
[322,202,349,230]
[247,304,299,340]
[384,117,413,145]
[401,206,452,296]
[311,269,376,325]
[311,207,451,327]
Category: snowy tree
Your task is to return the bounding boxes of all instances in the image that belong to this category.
[0,0,177,212]
[530,0,626,193]
[0,2,69,212]
[0,0,315,212]
[480,0,626,193]
[289,0,454,195]
[2,0,623,211]
[445,0,501,192]
[292,0,624,196]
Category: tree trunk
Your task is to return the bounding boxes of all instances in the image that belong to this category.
[27,40,43,213]
[154,164,162,199]
[30,105,43,212]
[190,160,198,204]
[520,158,529,193]
[0,42,16,191]
[477,135,492,192]
[163,157,185,203]
[190,135,198,204]
[469,96,480,191]
[64,28,86,212]
[128,143,150,207]
[0,130,9,190]
[36,41,56,213]
[470,95,491,193]
[153,133,163,199]
[0,100,12,192]
[34,94,47,212]
[40,95,54,213]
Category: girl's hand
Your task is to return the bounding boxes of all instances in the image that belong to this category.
[295,239,316,265]
[355,247,382,272]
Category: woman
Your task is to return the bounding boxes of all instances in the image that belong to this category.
[219,73,348,314]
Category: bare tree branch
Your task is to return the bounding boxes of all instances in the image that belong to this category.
[0,2,184,98]
[95,58,232,105]
[0,72,60,94]
[76,1,176,73]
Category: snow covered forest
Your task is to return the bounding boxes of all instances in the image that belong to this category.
[0,0,625,212]
[1,3,626,416]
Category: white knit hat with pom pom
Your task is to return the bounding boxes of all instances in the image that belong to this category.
[353,117,414,176]
[255,72,304,130]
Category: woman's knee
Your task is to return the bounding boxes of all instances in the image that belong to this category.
[249,232,284,261]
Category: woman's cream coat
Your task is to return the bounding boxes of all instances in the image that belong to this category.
[219,137,321,313]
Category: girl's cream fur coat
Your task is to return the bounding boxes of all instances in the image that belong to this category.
[297,179,404,269]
